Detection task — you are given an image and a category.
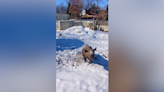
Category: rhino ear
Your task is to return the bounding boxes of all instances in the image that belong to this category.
[93,48,96,51]
[85,50,88,52]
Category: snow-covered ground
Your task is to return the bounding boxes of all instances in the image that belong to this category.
[56,26,108,92]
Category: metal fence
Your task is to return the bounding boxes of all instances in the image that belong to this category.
[95,20,108,26]
[69,19,108,25]
[89,20,108,31]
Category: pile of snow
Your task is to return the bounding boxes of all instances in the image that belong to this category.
[56,26,108,92]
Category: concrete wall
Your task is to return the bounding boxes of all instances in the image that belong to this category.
[74,21,90,28]
[56,14,69,20]
[56,14,108,31]
[56,20,108,32]
[89,22,108,32]
[98,25,108,32]
[57,20,74,30]
[56,21,59,30]
[56,20,91,30]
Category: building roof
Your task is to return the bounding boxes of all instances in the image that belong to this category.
[82,13,92,18]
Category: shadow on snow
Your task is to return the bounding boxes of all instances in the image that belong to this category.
[56,39,84,51]
[93,54,108,71]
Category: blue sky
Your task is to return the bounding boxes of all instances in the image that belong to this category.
[56,0,108,8]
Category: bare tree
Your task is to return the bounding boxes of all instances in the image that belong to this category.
[68,0,85,19]
[96,0,104,7]
[96,9,107,20]
[85,0,96,10]
[56,3,67,14]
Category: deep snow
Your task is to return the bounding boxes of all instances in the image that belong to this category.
[56,26,108,92]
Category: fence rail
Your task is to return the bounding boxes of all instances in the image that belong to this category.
[89,20,108,32]
[95,20,108,26]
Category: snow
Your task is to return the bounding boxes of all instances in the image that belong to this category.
[56,26,108,92]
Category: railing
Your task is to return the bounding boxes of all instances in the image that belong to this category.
[95,20,108,26]
[69,19,94,22]
[89,20,108,31]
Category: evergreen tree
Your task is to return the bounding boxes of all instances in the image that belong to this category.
[67,3,71,15]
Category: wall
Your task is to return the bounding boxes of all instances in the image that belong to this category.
[56,19,108,32]
[57,20,91,30]
[57,20,74,30]
[56,14,69,20]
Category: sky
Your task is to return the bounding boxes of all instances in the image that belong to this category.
[56,0,108,8]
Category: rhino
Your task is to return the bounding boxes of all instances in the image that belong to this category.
[82,45,96,63]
